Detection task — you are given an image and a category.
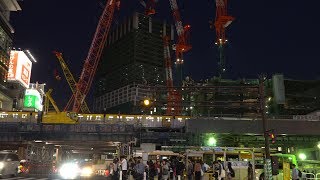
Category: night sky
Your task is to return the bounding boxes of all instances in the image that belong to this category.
[10,0,320,108]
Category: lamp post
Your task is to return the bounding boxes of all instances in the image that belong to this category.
[259,76,272,180]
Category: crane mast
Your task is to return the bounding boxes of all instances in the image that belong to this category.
[163,36,181,115]
[72,0,120,112]
[53,51,90,113]
[214,0,234,78]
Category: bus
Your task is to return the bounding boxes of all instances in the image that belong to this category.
[185,147,320,180]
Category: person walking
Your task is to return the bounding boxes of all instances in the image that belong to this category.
[161,160,170,180]
[226,162,235,180]
[187,160,194,180]
[247,162,253,180]
[194,160,202,180]
[291,164,300,180]
[120,156,128,180]
[217,160,226,180]
[176,158,185,180]
[134,159,146,180]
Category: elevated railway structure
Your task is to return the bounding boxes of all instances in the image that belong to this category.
[0,112,319,146]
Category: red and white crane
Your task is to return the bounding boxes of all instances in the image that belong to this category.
[213,0,234,78]
[71,0,120,113]
[168,0,191,65]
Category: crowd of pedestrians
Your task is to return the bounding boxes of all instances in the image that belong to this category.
[107,155,239,180]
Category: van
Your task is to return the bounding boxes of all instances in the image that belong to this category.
[0,152,20,178]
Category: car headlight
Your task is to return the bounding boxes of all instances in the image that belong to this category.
[0,162,4,169]
[59,163,80,179]
[81,166,93,177]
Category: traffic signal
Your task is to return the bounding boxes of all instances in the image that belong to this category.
[269,132,276,144]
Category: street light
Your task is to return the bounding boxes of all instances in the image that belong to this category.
[298,153,306,160]
[208,137,217,146]
[143,99,150,106]
[317,143,320,149]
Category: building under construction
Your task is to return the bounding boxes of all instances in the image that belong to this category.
[93,12,174,113]
[177,74,320,117]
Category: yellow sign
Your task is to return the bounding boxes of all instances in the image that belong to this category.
[283,162,290,180]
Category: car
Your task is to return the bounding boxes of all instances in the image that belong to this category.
[0,152,20,178]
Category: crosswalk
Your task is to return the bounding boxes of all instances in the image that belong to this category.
[1,177,57,180]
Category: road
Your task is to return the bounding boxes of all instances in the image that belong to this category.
[0,176,110,180]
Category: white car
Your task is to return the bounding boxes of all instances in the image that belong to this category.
[0,152,20,178]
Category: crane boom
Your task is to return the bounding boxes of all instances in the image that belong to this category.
[53,51,90,113]
[72,0,119,112]
[168,0,191,64]
[44,89,60,113]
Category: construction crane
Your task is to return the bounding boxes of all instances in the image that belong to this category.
[140,0,188,115]
[139,0,157,15]
[169,0,191,65]
[53,51,90,113]
[43,89,78,124]
[163,36,182,115]
[71,0,120,113]
[212,0,234,78]
[44,89,60,114]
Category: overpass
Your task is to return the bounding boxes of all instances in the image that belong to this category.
[0,112,319,147]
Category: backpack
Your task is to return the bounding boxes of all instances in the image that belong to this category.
[298,170,302,177]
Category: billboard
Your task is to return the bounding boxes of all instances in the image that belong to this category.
[8,51,32,88]
[23,89,42,111]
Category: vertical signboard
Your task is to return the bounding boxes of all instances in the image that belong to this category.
[23,89,42,111]
[8,51,32,88]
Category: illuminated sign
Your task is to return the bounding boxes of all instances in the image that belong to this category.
[8,51,32,88]
[23,89,42,111]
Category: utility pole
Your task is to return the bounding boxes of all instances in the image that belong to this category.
[259,75,272,180]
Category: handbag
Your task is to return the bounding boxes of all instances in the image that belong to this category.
[200,169,204,176]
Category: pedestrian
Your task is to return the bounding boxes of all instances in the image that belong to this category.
[120,156,128,180]
[226,162,235,180]
[161,160,170,180]
[213,161,219,180]
[217,160,226,180]
[291,164,300,180]
[176,157,185,180]
[247,162,253,180]
[187,159,194,180]
[194,160,202,180]
[148,160,156,180]
[134,159,146,180]
[111,158,119,180]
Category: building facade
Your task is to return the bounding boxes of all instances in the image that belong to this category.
[0,0,20,110]
[94,12,174,113]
